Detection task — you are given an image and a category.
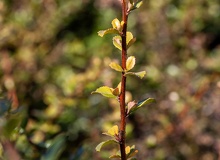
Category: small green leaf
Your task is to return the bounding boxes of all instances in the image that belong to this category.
[112,18,121,30]
[126,56,136,71]
[98,28,119,37]
[113,36,122,50]
[107,125,119,136]
[109,62,123,72]
[136,98,155,109]
[95,140,118,152]
[125,71,146,79]
[92,86,116,98]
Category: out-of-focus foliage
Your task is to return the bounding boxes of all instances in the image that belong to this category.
[0,0,220,159]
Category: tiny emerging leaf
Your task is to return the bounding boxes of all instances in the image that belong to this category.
[126,56,136,71]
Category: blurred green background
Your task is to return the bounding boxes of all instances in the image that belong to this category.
[0,0,220,159]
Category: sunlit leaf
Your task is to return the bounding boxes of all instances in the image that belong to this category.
[126,32,134,45]
[117,82,121,94]
[121,21,125,28]
[113,36,122,50]
[109,62,123,72]
[108,125,119,136]
[95,140,118,152]
[125,146,131,154]
[126,56,136,71]
[98,28,119,37]
[103,125,119,138]
[125,71,146,79]
[92,86,116,98]
[112,18,121,30]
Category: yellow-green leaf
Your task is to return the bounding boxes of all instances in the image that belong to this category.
[126,32,134,45]
[126,56,136,71]
[135,71,146,79]
[125,71,146,79]
[113,36,122,50]
[109,62,123,72]
[112,18,121,30]
[98,28,119,37]
[92,86,116,98]
[108,125,119,136]
[95,140,118,152]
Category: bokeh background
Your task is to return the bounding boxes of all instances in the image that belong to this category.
[0,0,220,159]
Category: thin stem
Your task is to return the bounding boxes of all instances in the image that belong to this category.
[119,0,128,160]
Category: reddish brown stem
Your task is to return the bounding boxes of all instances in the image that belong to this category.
[119,0,128,160]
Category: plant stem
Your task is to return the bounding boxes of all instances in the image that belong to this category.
[119,0,128,160]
